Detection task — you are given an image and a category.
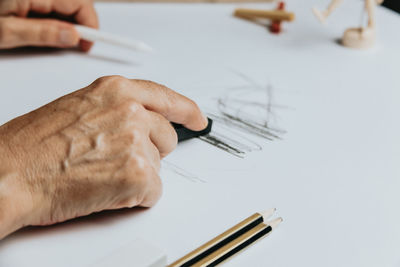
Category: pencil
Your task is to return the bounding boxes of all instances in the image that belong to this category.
[74,25,153,53]
[168,209,281,267]
[193,217,282,267]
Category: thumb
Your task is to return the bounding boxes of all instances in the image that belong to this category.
[0,17,80,49]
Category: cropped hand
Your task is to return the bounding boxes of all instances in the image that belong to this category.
[0,0,98,51]
[0,76,208,239]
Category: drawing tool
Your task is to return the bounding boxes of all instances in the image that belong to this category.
[173,118,213,142]
[74,25,153,52]
[168,209,282,267]
[234,8,295,21]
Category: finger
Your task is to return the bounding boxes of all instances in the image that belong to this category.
[99,131,161,172]
[79,39,93,52]
[111,154,162,209]
[146,110,178,158]
[120,152,162,208]
[74,3,99,51]
[26,0,99,51]
[29,0,52,14]
[112,102,176,160]
[133,80,208,131]
[77,101,166,165]
[141,137,161,172]
[74,1,99,28]
[99,77,209,131]
[76,100,146,136]
[0,0,27,16]
[0,17,79,49]
[139,167,162,208]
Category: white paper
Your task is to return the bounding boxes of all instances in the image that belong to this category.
[0,1,400,267]
[90,239,166,267]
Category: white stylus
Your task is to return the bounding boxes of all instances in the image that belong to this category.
[74,25,153,53]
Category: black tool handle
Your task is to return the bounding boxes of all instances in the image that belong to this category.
[172,118,213,142]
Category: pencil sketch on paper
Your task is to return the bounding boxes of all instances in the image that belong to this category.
[199,72,288,158]
[162,160,206,183]
[162,72,289,182]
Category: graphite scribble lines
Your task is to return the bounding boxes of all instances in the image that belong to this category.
[198,72,288,158]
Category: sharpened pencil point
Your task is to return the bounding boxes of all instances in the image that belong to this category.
[260,208,276,220]
[267,217,283,229]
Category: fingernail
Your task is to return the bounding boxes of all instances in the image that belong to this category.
[59,29,77,46]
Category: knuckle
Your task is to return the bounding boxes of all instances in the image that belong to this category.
[118,154,150,185]
[104,75,129,88]
[129,129,144,143]
[88,76,130,103]
[44,21,70,44]
[129,153,151,177]
[88,77,108,95]
[133,79,152,88]
[118,101,145,121]
[93,76,109,85]
[118,100,136,113]
[120,129,144,149]
[127,155,152,187]
[118,152,161,208]
[92,75,128,92]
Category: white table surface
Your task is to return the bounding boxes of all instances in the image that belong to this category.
[0,1,399,266]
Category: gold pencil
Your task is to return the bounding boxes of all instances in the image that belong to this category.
[168,209,282,267]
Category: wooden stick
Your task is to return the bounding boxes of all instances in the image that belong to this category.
[234,8,295,21]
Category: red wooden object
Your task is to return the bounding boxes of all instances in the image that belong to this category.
[270,2,285,34]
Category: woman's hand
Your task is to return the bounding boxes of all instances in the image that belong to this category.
[0,0,98,51]
[0,76,208,239]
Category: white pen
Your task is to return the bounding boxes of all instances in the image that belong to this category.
[74,25,153,53]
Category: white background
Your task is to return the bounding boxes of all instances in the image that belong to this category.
[0,1,400,266]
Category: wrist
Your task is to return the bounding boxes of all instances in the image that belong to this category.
[0,140,32,239]
[0,175,19,239]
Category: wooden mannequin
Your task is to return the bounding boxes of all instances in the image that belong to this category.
[313,0,384,49]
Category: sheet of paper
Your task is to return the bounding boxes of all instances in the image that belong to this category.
[1,1,400,266]
[90,239,166,267]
